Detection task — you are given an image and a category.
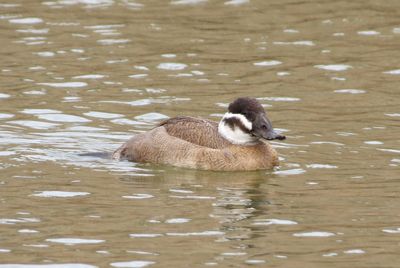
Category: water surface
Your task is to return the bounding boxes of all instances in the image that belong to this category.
[1,0,400,267]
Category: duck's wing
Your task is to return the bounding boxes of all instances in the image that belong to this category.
[158,116,229,149]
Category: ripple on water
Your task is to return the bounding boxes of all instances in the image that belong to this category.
[97,39,131,45]
[258,96,300,102]
[253,60,282,66]
[122,194,154,199]
[273,168,306,176]
[35,51,55,57]
[382,227,400,233]
[8,120,60,129]
[165,218,191,224]
[46,238,105,245]
[135,113,169,122]
[37,114,91,123]
[0,265,97,268]
[73,74,106,79]
[166,231,225,236]
[357,30,380,36]
[225,0,249,6]
[314,64,352,71]
[0,93,11,99]
[385,113,400,117]
[306,164,338,169]
[157,62,188,70]
[293,231,335,237]
[344,249,365,254]
[273,40,315,46]
[334,89,366,94]
[384,69,400,75]
[21,109,61,114]
[171,0,208,5]
[32,191,91,197]
[253,219,298,225]
[9,17,43,24]
[37,82,87,88]
[129,234,163,238]
[0,113,14,119]
[364,141,383,145]
[83,111,124,119]
[110,261,155,268]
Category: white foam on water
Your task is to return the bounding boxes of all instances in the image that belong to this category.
[32,191,91,197]
[253,60,282,66]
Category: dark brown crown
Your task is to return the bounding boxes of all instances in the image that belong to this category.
[228,97,265,121]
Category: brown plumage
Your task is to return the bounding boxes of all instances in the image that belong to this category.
[112,116,279,171]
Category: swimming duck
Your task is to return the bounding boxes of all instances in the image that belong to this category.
[112,97,285,171]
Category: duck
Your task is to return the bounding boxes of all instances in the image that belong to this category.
[112,97,286,171]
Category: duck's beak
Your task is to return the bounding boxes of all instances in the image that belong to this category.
[251,113,286,141]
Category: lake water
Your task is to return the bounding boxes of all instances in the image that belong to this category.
[1,0,400,267]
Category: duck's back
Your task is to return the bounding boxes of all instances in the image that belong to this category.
[159,116,230,149]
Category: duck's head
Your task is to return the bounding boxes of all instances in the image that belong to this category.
[218,97,286,145]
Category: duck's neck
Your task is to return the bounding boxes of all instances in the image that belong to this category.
[218,113,258,145]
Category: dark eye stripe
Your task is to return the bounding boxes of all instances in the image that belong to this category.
[223,117,251,133]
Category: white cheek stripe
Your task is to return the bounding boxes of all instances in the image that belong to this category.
[218,113,256,145]
[221,112,252,130]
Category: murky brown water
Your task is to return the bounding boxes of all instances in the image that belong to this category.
[1,0,400,267]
